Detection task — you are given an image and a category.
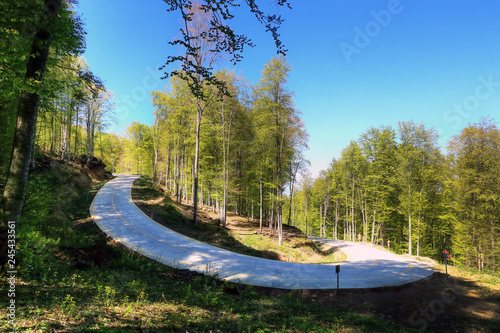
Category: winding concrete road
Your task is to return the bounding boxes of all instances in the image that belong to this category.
[90,174,434,289]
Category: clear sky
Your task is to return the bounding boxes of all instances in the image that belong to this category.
[77,0,500,177]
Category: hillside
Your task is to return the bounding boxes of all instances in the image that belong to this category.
[0,167,498,332]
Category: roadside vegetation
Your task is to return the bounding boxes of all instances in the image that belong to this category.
[132,176,346,264]
[1,169,498,332]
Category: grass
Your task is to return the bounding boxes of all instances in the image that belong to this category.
[0,171,498,332]
[132,176,346,264]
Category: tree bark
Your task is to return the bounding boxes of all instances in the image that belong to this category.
[192,96,202,223]
[304,195,308,236]
[408,181,412,255]
[74,105,79,157]
[65,101,73,163]
[259,168,263,233]
[153,147,158,185]
[334,198,339,240]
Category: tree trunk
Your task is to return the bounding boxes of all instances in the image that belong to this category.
[74,105,79,157]
[323,198,329,238]
[344,191,348,240]
[166,144,171,191]
[259,168,263,233]
[319,204,322,237]
[334,198,339,240]
[371,193,378,243]
[408,181,412,255]
[221,104,227,227]
[66,102,72,163]
[153,147,158,185]
[304,195,308,236]
[190,163,194,204]
[192,97,202,223]
[50,105,55,165]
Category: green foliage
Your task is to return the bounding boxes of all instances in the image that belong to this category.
[287,121,499,269]
[160,0,291,99]
[448,118,500,271]
[122,122,155,175]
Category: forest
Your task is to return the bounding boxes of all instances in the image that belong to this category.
[1,0,498,277]
[112,73,500,272]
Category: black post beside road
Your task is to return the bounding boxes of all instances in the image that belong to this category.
[336,265,340,290]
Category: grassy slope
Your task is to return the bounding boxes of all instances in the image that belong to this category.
[131,176,346,264]
[0,171,497,332]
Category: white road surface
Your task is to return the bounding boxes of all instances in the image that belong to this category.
[90,174,434,289]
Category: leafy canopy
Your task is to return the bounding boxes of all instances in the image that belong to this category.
[160,0,291,98]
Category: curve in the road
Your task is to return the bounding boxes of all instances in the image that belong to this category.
[90,175,434,289]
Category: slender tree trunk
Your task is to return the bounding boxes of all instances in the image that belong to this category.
[58,105,63,154]
[270,192,274,232]
[181,146,186,202]
[417,207,421,257]
[166,144,171,191]
[220,103,228,227]
[153,147,158,185]
[86,105,91,157]
[287,180,295,225]
[183,149,188,202]
[251,199,254,220]
[41,113,46,152]
[417,185,424,257]
[305,195,308,236]
[408,181,412,255]
[371,193,378,243]
[98,131,103,161]
[363,190,368,242]
[323,198,329,238]
[200,179,204,206]
[191,163,194,204]
[175,138,180,201]
[74,106,79,157]
[344,191,348,240]
[319,204,323,237]
[277,149,283,246]
[50,106,55,165]
[66,102,72,163]
[192,97,202,223]
[259,168,263,233]
[334,198,339,240]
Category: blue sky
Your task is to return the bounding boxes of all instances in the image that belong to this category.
[77,0,500,177]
